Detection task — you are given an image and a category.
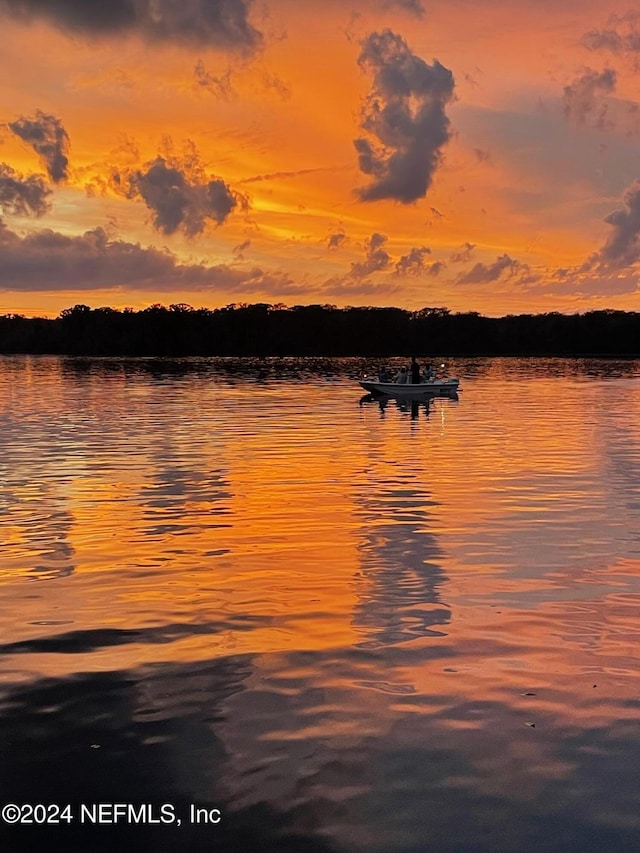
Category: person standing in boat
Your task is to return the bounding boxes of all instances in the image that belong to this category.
[394,366,408,384]
[410,356,421,384]
[378,366,390,382]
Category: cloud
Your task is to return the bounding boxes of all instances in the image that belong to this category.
[320,232,397,293]
[427,260,445,276]
[545,266,639,297]
[193,60,235,99]
[8,110,69,182]
[0,218,294,293]
[394,245,430,275]
[233,238,250,258]
[516,263,635,298]
[582,29,627,54]
[449,242,475,263]
[381,0,424,18]
[581,13,640,56]
[0,163,51,217]
[0,0,263,52]
[323,233,442,294]
[563,67,616,129]
[438,181,640,299]
[457,253,527,284]
[353,29,455,203]
[112,155,246,236]
[321,276,402,297]
[327,233,346,250]
[473,147,491,164]
[261,72,291,100]
[350,232,391,277]
[583,180,640,270]
[518,182,640,298]
[239,167,325,184]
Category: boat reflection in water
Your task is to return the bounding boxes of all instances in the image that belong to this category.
[359,390,459,419]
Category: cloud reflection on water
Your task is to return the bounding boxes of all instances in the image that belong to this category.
[3,357,640,851]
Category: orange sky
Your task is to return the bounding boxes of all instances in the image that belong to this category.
[0,0,639,317]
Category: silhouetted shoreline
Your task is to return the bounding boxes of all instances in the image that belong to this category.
[2,303,640,357]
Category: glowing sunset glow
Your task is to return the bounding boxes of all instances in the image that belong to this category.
[0,0,639,318]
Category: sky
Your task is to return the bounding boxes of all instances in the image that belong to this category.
[1,0,640,317]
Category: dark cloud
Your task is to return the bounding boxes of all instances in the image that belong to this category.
[233,238,250,258]
[518,262,634,298]
[519,181,640,297]
[427,260,445,276]
[473,147,491,164]
[450,242,475,263]
[0,163,51,217]
[113,155,246,236]
[350,232,391,277]
[582,29,627,54]
[581,13,640,55]
[0,0,262,52]
[261,72,291,100]
[323,232,437,295]
[327,230,347,250]
[0,218,293,293]
[8,110,69,182]
[239,167,324,184]
[584,180,640,270]
[353,29,455,203]
[394,245,430,275]
[563,68,616,129]
[193,60,235,99]
[381,0,424,18]
[457,253,527,285]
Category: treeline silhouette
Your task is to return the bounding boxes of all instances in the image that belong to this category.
[1,302,640,356]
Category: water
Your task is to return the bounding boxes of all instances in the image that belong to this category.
[2,355,640,852]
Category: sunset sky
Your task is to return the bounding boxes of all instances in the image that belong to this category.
[1,0,640,317]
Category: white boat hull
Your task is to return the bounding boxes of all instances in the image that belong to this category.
[359,378,460,397]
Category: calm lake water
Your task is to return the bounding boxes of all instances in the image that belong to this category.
[2,355,640,852]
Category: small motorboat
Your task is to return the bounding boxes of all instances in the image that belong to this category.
[359,377,460,397]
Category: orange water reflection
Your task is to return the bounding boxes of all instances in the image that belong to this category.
[3,357,640,850]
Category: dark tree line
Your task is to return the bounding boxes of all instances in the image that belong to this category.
[1,302,640,356]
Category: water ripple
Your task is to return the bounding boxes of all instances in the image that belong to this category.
[3,356,640,851]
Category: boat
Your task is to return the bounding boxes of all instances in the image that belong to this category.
[359,377,460,397]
